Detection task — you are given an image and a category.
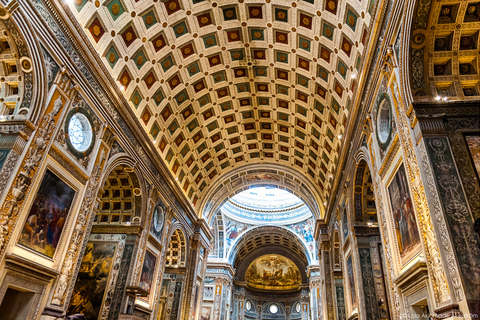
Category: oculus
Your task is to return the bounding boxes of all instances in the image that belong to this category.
[68,112,93,152]
[269,304,279,314]
[376,98,392,145]
[245,254,301,290]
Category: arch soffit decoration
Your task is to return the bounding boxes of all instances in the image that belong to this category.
[98,155,148,225]
[165,224,189,266]
[200,163,323,223]
[407,0,480,101]
[228,225,311,267]
[0,6,45,123]
[67,0,377,213]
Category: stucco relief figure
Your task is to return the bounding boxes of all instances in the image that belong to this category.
[388,164,421,262]
[245,254,301,290]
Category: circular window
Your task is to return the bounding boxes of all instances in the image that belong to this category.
[246,301,251,311]
[269,304,278,314]
[68,113,93,152]
[296,303,301,313]
[377,99,391,145]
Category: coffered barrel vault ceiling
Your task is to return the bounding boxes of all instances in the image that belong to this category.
[69,0,375,209]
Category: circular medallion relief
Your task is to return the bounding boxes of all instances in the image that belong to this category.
[68,113,93,152]
[376,99,391,145]
[269,304,278,314]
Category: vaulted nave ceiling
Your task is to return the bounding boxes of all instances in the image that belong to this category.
[69,0,375,210]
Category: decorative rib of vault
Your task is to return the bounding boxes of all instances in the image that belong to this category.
[69,0,374,207]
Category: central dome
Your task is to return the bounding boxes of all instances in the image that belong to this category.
[222,187,311,224]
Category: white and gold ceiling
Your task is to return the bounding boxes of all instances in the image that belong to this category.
[69,0,375,207]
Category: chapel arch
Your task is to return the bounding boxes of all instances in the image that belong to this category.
[95,165,143,225]
[352,159,377,224]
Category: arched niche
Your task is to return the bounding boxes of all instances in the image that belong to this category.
[352,159,377,224]
[95,165,143,225]
[165,228,187,268]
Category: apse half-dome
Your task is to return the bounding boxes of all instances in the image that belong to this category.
[222,187,312,225]
[245,254,301,291]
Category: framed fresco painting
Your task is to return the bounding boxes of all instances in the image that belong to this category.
[465,134,480,179]
[18,168,77,259]
[387,163,421,264]
[139,249,158,302]
[67,241,118,320]
[150,199,167,243]
[346,254,357,309]
[245,254,301,290]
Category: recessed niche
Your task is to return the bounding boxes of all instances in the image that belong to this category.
[459,30,479,50]
[462,82,479,96]
[464,3,480,22]
[434,59,452,76]
[459,58,477,75]
[438,4,459,24]
[0,288,35,320]
[435,82,455,97]
[434,33,453,51]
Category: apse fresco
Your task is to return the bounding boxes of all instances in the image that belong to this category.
[286,218,315,252]
[465,135,480,178]
[388,164,421,262]
[67,242,117,320]
[19,169,76,258]
[245,254,301,290]
[225,218,250,248]
[139,250,157,300]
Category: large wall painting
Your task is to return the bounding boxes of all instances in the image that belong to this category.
[465,135,480,178]
[67,242,117,320]
[150,200,166,243]
[346,255,357,309]
[19,169,77,258]
[387,163,421,262]
[245,254,301,290]
[139,249,157,301]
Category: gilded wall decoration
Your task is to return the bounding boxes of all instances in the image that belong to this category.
[426,137,480,303]
[245,254,301,291]
[0,91,67,257]
[18,168,77,258]
[387,163,421,263]
[388,77,450,304]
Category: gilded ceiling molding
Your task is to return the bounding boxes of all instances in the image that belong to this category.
[387,73,450,307]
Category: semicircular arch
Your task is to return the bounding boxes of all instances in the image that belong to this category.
[200,163,324,223]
